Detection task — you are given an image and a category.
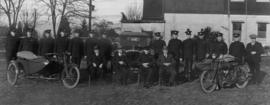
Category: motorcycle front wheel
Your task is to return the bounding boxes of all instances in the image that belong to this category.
[200,70,217,93]
[235,67,249,89]
[62,65,80,89]
[7,61,19,86]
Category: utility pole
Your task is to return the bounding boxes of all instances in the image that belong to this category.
[89,0,92,31]
[227,0,231,44]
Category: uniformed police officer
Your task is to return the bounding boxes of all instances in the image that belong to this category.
[138,48,155,88]
[183,29,195,81]
[213,32,228,58]
[194,32,207,61]
[168,30,183,72]
[68,30,84,67]
[158,47,176,86]
[85,31,98,59]
[99,33,113,62]
[5,29,20,62]
[19,29,38,54]
[38,30,55,56]
[149,32,166,60]
[246,34,264,84]
[229,33,245,63]
[88,46,105,80]
[54,30,69,54]
[112,48,128,85]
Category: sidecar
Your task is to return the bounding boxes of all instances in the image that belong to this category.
[7,51,49,85]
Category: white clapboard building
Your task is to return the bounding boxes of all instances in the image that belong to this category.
[121,0,270,46]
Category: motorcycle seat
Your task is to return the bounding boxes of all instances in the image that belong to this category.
[17,51,39,60]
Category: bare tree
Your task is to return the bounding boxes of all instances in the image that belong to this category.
[0,0,25,28]
[20,9,40,30]
[124,2,142,21]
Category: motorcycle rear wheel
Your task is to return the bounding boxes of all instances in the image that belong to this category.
[200,70,217,93]
[62,65,80,89]
[235,67,249,89]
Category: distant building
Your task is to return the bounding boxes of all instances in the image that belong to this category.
[121,0,270,46]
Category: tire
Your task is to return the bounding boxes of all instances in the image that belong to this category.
[62,66,80,89]
[7,61,19,86]
[200,70,217,93]
[235,67,249,89]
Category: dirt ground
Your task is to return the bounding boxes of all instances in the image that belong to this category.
[0,57,270,105]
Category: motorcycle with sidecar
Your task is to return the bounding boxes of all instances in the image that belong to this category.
[7,51,80,89]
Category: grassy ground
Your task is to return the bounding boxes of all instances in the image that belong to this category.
[0,57,269,105]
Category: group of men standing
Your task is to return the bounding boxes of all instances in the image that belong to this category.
[5,27,264,87]
[147,28,264,86]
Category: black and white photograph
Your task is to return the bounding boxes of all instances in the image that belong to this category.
[0,0,270,105]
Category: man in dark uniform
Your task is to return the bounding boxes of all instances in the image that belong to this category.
[99,33,112,62]
[158,47,176,86]
[213,32,228,59]
[85,31,98,59]
[183,29,195,81]
[88,46,105,80]
[19,29,38,54]
[194,32,207,61]
[246,34,264,84]
[112,48,128,85]
[54,30,69,54]
[5,29,20,62]
[68,30,84,67]
[38,30,55,56]
[168,30,183,72]
[149,32,166,60]
[229,33,245,63]
[138,48,155,88]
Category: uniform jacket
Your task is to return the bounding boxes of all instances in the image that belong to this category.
[112,52,128,67]
[213,41,228,56]
[194,38,207,60]
[19,37,38,54]
[5,35,20,60]
[246,41,264,62]
[68,37,84,58]
[138,53,155,68]
[54,37,69,54]
[88,53,105,66]
[98,38,112,60]
[85,37,98,57]
[38,37,55,55]
[150,39,166,55]
[183,38,195,59]
[229,41,245,59]
[157,53,175,67]
[168,38,183,59]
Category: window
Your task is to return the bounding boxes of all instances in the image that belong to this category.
[257,23,267,38]
[231,0,245,2]
[232,22,242,36]
[256,0,270,2]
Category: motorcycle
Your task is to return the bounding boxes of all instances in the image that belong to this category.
[200,54,250,93]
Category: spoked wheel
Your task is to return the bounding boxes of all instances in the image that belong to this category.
[235,67,249,88]
[7,61,19,86]
[62,66,80,89]
[200,70,217,93]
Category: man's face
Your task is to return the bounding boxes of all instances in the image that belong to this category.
[94,49,99,54]
[144,50,149,54]
[60,32,65,37]
[102,34,107,38]
[10,31,15,36]
[163,49,168,54]
[89,33,94,38]
[27,32,31,37]
[199,35,204,39]
[172,34,177,39]
[251,38,256,43]
[233,37,240,41]
[217,36,222,41]
[74,33,79,37]
[186,35,191,39]
[118,49,122,54]
[45,33,50,38]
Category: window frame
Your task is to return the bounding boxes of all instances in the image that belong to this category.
[257,22,267,38]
